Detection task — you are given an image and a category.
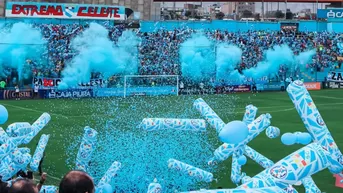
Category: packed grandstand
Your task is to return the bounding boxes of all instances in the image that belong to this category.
[0,22,341,88]
[1,1,343,193]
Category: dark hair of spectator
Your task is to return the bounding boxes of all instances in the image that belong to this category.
[59,170,95,193]
[9,178,37,193]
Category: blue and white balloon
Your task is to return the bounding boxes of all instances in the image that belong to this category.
[266,126,280,139]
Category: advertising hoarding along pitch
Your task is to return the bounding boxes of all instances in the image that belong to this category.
[327,71,343,82]
[303,82,321,90]
[5,2,125,20]
[317,9,343,20]
[32,77,107,89]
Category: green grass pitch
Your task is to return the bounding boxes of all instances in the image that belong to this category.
[1,90,343,192]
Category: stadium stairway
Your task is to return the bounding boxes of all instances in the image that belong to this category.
[301,71,316,82]
[302,68,331,82]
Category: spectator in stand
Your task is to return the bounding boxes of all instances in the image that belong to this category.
[59,170,95,193]
[33,84,39,99]
[0,179,10,193]
[2,22,343,86]
[15,85,20,100]
[8,178,38,193]
[0,80,6,90]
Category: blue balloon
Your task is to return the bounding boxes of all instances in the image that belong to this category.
[237,155,247,165]
[297,132,312,145]
[219,121,249,144]
[100,183,113,193]
[281,133,296,145]
[0,105,8,124]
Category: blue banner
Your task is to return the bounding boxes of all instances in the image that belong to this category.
[94,86,177,97]
[94,88,124,97]
[257,82,285,91]
[45,89,93,99]
[317,9,343,20]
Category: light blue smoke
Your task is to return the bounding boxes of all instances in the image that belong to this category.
[244,44,316,79]
[0,23,46,80]
[215,43,243,82]
[179,33,215,82]
[59,23,140,89]
[295,49,316,70]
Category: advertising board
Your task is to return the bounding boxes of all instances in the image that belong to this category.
[327,71,343,82]
[304,82,321,90]
[0,89,33,100]
[216,85,251,94]
[317,9,343,20]
[94,86,178,97]
[33,77,107,90]
[45,89,93,99]
[6,2,125,20]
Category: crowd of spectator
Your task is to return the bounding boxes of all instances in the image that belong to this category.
[1,22,343,86]
[0,170,94,193]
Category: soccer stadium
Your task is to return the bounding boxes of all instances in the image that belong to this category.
[0,0,343,193]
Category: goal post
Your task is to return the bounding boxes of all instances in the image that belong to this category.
[123,75,179,98]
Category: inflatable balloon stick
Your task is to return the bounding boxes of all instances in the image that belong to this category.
[287,80,343,172]
[39,185,58,193]
[242,105,258,124]
[97,161,121,188]
[244,146,274,169]
[75,126,98,172]
[6,122,31,137]
[0,153,31,181]
[23,113,51,144]
[238,143,331,190]
[30,134,50,171]
[139,118,206,132]
[302,176,320,193]
[230,154,243,184]
[0,136,20,160]
[180,186,287,193]
[147,178,162,193]
[193,98,225,133]
[0,127,9,143]
[208,114,271,164]
[18,147,30,154]
[168,159,214,183]
[183,81,343,192]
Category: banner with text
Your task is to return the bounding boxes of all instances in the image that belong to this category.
[317,9,343,20]
[256,82,286,91]
[216,85,251,94]
[328,71,343,82]
[0,89,33,100]
[304,82,321,90]
[6,2,125,20]
[33,77,107,89]
[45,89,93,99]
[94,86,178,97]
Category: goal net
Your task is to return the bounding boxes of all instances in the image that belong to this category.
[124,75,179,97]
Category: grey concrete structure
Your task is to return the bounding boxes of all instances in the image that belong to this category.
[1,0,160,20]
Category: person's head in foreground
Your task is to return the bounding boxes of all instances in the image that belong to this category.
[9,178,38,193]
[59,170,95,193]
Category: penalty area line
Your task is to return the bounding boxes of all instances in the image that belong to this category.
[3,103,70,119]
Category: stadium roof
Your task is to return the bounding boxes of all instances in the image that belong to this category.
[154,0,341,3]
